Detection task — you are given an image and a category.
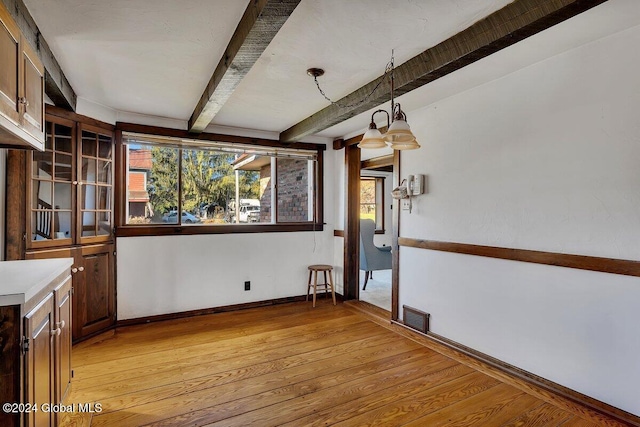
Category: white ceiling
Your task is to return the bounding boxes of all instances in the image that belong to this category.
[21,0,640,141]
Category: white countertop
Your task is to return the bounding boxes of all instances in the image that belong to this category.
[0,258,73,306]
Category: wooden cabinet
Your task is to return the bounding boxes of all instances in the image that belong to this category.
[27,115,115,249]
[26,244,115,342]
[13,108,118,342]
[0,2,44,150]
[24,293,55,427]
[0,259,72,427]
[54,277,72,405]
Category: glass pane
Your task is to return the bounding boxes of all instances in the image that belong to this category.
[98,135,112,159]
[54,153,72,181]
[32,180,52,209]
[126,144,178,225]
[55,212,72,239]
[83,184,96,210]
[82,211,97,237]
[360,179,376,222]
[82,158,97,183]
[276,159,313,223]
[97,186,110,210]
[54,123,73,153]
[97,160,111,184]
[45,122,53,150]
[98,211,111,236]
[82,131,97,157]
[32,150,53,178]
[53,183,72,210]
[31,211,52,241]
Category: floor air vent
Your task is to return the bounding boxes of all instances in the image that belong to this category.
[403,305,430,333]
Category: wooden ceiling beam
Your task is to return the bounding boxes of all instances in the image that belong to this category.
[279,0,608,143]
[189,0,301,133]
[2,0,76,110]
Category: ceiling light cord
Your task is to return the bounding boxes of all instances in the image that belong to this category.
[311,54,395,110]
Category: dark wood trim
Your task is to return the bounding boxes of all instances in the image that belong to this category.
[391,150,400,320]
[1,0,77,110]
[117,121,326,152]
[333,229,344,237]
[315,150,324,227]
[0,304,21,427]
[115,222,324,238]
[279,0,609,142]
[391,320,640,427]
[343,143,360,301]
[46,105,114,132]
[115,294,344,328]
[4,150,27,260]
[114,130,126,231]
[189,0,301,132]
[361,154,393,171]
[398,237,640,278]
[332,139,344,150]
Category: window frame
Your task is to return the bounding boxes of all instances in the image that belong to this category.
[114,123,325,237]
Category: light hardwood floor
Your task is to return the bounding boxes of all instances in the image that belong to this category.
[60,300,627,426]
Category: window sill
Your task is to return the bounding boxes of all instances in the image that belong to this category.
[115,223,324,237]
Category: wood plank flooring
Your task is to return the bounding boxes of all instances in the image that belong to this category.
[60,301,627,427]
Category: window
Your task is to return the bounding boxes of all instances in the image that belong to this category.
[360,177,384,233]
[117,130,323,234]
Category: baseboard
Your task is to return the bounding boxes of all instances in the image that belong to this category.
[390,320,640,427]
[116,293,344,327]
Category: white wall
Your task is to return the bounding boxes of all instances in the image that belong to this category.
[398,23,640,416]
[118,146,338,318]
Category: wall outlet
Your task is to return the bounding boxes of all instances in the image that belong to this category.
[401,199,411,210]
[244,281,250,291]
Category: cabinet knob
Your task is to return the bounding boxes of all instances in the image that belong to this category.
[19,97,29,106]
[78,266,85,272]
[51,328,61,337]
[72,181,78,185]
[56,320,66,329]
[71,267,78,274]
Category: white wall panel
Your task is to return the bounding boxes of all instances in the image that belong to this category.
[398,24,640,416]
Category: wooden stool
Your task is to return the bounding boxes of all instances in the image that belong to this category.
[306,264,336,307]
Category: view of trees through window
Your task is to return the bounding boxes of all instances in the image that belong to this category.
[360,178,376,222]
[124,137,316,226]
[360,177,384,231]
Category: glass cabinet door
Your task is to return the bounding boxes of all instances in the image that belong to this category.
[78,125,114,243]
[28,118,75,248]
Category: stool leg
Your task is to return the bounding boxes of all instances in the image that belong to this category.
[328,269,336,306]
[312,270,318,307]
[323,271,329,299]
[306,270,312,301]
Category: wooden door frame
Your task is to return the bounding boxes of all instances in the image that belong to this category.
[343,143,400,319]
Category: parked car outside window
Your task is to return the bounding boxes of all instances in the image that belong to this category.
[162,211,201,224]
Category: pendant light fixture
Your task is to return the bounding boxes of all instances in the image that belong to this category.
[307,52,420,150]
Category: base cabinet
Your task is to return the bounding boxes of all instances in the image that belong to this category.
[24,294,55,427]
[26,244,115,342]
[0,259,72,427]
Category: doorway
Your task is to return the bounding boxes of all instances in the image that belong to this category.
[343,142,399,319]
[359,156,394,312]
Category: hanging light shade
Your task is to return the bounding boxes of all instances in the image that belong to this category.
[389,137,421,150]
[359,110,390,149]
[358,125,387,149]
